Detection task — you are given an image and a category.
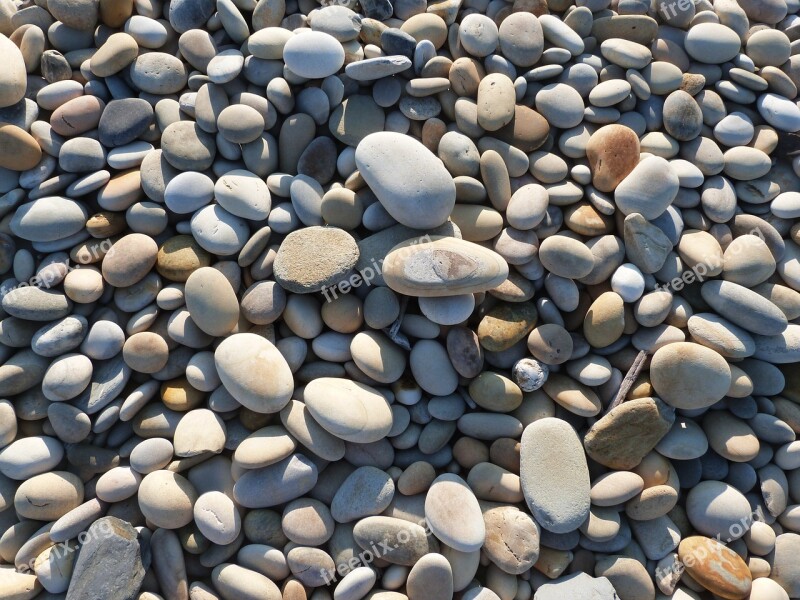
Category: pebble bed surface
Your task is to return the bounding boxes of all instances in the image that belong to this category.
[1,0,800,599]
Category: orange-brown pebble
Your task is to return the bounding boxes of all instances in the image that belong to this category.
[586,124,641,193]
[678,536,752,600]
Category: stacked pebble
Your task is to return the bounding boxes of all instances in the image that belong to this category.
[0,0,799,599]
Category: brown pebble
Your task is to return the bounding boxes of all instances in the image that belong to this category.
[0,124,42,171]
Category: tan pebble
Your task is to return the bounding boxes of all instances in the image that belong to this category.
[477,73,515,132]
[122,331,169,373]
[542,373,601,417]
[649,342,732,410]
[161,377,205,412]
[184,267,240,337]
[590,471,645,507]
[157,236,213,285]
[482,505,539,575]
[50,95,105,137]
[350,331,407,384]
[173,408,226,458]
[453,437,489,469]
[398,461,436,495]
[86,211,127,238]
[14,471,84,521]
[401,13,448,48]
[478,302,538,353]
[138,470,198,529]
[90,32,138,77]
[468,372,523,413]
[63,267,104,303]
[467,462,522,503]
[102,233,158,288]
[584,397,675,470]
[702,411,760,463]
[528,323,573,365]
[450,205,504,242]
[321,293,363,333]
[383,236,509,297]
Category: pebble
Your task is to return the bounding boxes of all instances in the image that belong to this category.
[538,234,595,280]
[425,473,485,552]
[686,480,752,540]
[383,236,508,297]
[678,536,752,599]
[615,156,679,219]
[185,267,240,336]
[685,23,741,64]
[304,377,393,443]
[233,454,318,509]
[650,342,732,410]
[284,31,344,79]
[64,517,145,600]
[585,397,675,470]
[274,226,359,293]
[215,333,294,414]
[586,124,640,192]
[702,280,788,336]
[331,466,394,522]
[356,132,455,229]
[520,418,590,534]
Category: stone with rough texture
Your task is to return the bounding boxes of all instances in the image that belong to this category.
[483,505,540,575]
[65,517,145,600]
[584,397,675,470]
[273,226,359,294]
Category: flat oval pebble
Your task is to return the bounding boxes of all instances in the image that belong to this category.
[185,267,240,336]
[215,333,294,414]
[283,31,344,79]
[520,418,590,533]
[383,236,508,297]
[425,473,485,552]
[303,378,393,443]
[650,342,732,410]
[355,132,456,229]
